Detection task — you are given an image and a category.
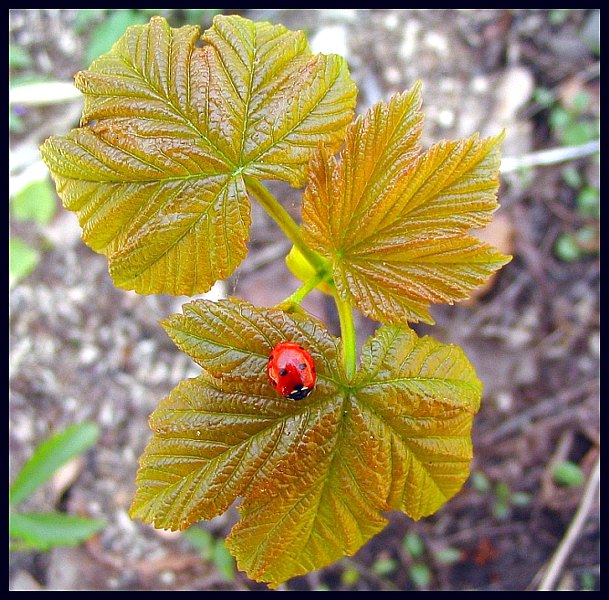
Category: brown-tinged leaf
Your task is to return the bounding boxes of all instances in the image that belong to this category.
[40,15,356,295]
[302,82,511,324]
[131,299,482,586]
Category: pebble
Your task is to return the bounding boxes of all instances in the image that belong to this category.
[399,19,421,61]
[492,66,535,124]
[309,25,348,57]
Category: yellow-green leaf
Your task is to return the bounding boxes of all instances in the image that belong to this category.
[130,298,482,586]
[302,82,511,324]
[40,15,356,295]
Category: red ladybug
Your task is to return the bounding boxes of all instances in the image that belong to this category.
[267,341,317,400]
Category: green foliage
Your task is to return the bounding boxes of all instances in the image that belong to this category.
[40,14,510,587]
[9,423,105,551]
[580,571,596,591]
[403,532,425,559]
[9,237,40,287]
[433,547,462,565]
[77,9,224,68]
[9,44,33,70]
[491,481,531,520]
[9,512,106,552]
[409,563,432,589]
[184,526,236,580]
[82,10,149,66]
[11,179,57,225]
[552,460,585,487]
[470,470,491,494]
[340,564,360,586]
[9,178,58,285]
[548,90,599,148]
[540,83,600,262]
[372,556,398,576]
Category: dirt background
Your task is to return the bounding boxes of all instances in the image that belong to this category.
[9,9,600,591]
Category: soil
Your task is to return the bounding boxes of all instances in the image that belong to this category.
[9,9,599,591]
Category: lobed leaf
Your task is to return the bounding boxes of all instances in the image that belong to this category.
[40,15,356,295]
[130,298,481,586]
[302,83,511,324]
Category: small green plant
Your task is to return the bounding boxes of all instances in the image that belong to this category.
[9,422,105,551]
[40,15,510,587]
[9,177,58,287]
[9,237,40,287]
[491,481,532,520]
[470,471,531,520]
[183,525,236,581]
[534,85,600,262]
[552,460,585,487]
[402,532,432,588]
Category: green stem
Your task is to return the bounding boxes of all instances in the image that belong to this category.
[280,272,326,308]
[334,293,357,381]
[244,175,326,271]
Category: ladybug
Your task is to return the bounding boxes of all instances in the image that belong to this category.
[267,341,317,400]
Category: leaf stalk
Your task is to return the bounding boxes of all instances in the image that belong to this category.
[244,176,326,272]
[334,293,357,381]
[277,272,326,312]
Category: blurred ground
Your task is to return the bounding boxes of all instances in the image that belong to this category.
[9,9,599,591]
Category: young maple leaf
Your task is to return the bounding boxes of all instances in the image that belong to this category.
[302,82,512,324]
[129,298,482,586]
[39,15,356,295]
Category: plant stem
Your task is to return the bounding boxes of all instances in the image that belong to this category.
[244,176,326,271]
[246,175,358,376]
[500,140,599,174]
[280,272,326,309]
[334,293,357,381]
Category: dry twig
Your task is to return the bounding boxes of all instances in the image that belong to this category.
[534,456,600,591]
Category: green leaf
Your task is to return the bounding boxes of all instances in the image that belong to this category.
[130,299,481,586]
[9,44,33,70]
[554,233,581,262]
[9,422,100,506]
[552,460,585,487]
[302,83,511,324]
[470,470,491,494]
[409,563,431,588]
[9,511,105,551]
[84,10,149,66]
[213,538,237,581]
[372,557,397,576]
[576,186,600,218]
[561,120,597,146]
[434,547,462,565]
[9,107,25,133]
[40,15,356,296]
[184,526,215,560]
[561,165,583,189]
[11,179,57,225]
[403,532,425,558]
[9,237,40,287]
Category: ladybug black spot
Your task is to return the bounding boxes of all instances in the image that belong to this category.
[298,363,307,370]
[279,368,288,377]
